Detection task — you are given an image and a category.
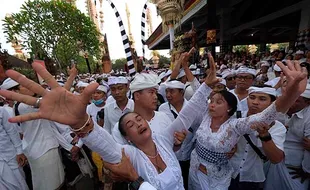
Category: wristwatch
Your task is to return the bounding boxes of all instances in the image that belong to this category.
[259,133,272,142]
[129,176,144,190]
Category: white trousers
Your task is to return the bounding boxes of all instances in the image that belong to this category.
[28,148,64,190]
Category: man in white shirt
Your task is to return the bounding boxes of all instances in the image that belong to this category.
[230,67,256,117]
[87,85,107,124]
[264,84,310,190]
[229,86,286,190]
[112,72,172,144]
[0,107,28,190]
[221,69,236,90]
[104,76,134,134]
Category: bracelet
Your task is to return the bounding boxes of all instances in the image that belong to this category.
[70,115,91,132]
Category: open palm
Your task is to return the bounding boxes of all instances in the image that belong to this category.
[0,63,98,128]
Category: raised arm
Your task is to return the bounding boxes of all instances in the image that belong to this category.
[0,62,123,164]
[166,52,220,137]
[235,60,308,135]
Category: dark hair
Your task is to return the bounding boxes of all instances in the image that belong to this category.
[211,90,237,116]
[118,112,133,136]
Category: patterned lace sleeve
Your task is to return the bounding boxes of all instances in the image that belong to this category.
[82,123,122,164]
[165,83,212,138]
[234,102,278,135]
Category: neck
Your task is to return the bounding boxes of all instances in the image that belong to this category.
[171,99,184,112]
[137,138,156,157]
[134,105,155,121]
[235,87,248,95]
[116,98,128,111]
[211,115,230,130]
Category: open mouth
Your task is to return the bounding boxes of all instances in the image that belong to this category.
[139,128,147,134]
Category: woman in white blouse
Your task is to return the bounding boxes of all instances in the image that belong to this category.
[0,53,307,190]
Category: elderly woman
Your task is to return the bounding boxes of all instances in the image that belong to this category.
[0,52,307,190]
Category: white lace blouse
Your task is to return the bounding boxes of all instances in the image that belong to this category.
[171,83,278,188]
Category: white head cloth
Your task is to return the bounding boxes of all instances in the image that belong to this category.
[0,78,19,90]
[130,72,160,93]
[249,86,277,97]
[217,77,226,86]
[76,81,89,88]
[97,85,108,93]
[301,84,310,99]
[159,72,166,80]
[108,76,128,86]
[221,69,235,79]
[177,69,186,79]
[273,64,282,72]
[236,66,256,76]
[164,70,172,78]
[163,80,185,89]
[296,50,304,55]
[260,61,270,67]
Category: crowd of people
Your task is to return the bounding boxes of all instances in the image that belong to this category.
[0,46,309,190]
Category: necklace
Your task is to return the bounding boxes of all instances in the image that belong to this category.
[145,145,159,159]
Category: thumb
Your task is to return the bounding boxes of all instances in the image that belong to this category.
[80,82,99,104]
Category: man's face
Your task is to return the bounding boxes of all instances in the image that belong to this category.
[110,84,128,102]
[247,93,273,115]
[135,88,158,111]
[166,88,184,106]
[235,74,254,90]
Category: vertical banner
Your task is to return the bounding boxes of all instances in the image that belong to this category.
[33,59,46,84]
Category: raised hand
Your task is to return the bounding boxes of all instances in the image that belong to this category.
[204,53,220,86]
[276,60,308,97]
[64,63,78,91]
[0,63,98,129]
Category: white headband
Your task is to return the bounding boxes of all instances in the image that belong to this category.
[164,80,185,89]
[130,72,160,93]
[236,67,256,76]
[0,78,19,90]
[108,76,128,86]
[249,87,277,97]
[97,85,108,93]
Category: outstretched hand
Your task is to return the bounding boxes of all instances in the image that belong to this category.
[0,63,98,129]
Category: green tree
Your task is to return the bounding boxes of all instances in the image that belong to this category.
[112,58,127,71]
[158,55,170,68]
[3,0,101,71]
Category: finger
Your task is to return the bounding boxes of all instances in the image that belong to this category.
[301,67,308,78]
[188,47,196,55]
[286,60,295,71]
[294,61,302,71]
[32,62,60,89]
[5,70,47,96]
[8,112,41,123]
[0,90,37,106]
[80,82,99,104]
[174,139,181,145]
[276,61,289,75]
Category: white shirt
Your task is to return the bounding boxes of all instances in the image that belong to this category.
[86,103,105,125]
[184,78,201,101]
[104,99,134,134]
[16,103,73,159]
[230,89,249,116]
[0,107,23,163]
[112,111,172,145]
[158,100,201,161]
[3,104,23,134]
[283,106,310,173]
[230,120,286,182]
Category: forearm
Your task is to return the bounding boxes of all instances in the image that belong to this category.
[184,66,194,82]
[262,140,284,164]
[170,62,181,79]
[275,92,299,113]
[83,123,122,163]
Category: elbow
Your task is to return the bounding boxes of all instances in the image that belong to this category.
[268,152,284,164]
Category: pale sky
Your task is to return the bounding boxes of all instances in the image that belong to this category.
[0,0,170,60]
